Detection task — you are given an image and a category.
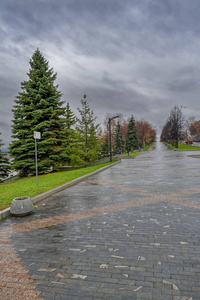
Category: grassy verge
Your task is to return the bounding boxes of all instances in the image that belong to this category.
[121,143,153,158]
[121,151,141,158]
[143,143,153,151]
[165,142,200,151]
[0,162,115,210]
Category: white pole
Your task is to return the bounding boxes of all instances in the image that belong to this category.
[35,138,38,185]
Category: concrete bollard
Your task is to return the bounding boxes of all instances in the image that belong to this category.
[10,196,34,217]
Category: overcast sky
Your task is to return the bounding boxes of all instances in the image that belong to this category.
[1,0,200,151]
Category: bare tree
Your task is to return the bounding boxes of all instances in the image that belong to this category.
[161,106,185,148]
[160,119,173,143]
[170,106,185,147]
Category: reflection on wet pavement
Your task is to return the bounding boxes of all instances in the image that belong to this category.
[1,141,200,299]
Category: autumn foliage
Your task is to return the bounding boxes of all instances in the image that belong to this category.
[136,120,156,146]
[189,120,200,137]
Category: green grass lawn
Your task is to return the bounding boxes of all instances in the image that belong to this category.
[165,142,200,151]
[121,143,153,158]
[143,144,153,151]
[0,162,114,210]
[121,151,141,158]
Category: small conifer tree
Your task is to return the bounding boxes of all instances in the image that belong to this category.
[114,121,123,153]
[61,102,76,165]
[87,123,100,162]
[127,115,139,151]
[72,95,99,166]
[101,133,109,155]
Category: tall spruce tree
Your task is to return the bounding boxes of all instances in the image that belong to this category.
[9,49,65,177]
[0,133,10,180]
[127,115,138,151]
[72,94,99,166]
[114,121,123,153]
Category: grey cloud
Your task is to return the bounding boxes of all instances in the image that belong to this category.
[168,78,200,93]
[1,0,200,150]
[167,64,200,93]
[0,121,12,151]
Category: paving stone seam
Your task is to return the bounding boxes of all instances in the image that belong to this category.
[1,142,200,300]
[1,197,162,235]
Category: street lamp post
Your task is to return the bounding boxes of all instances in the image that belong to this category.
[108,115,119,162]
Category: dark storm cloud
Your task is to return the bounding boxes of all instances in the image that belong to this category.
[1,0,124,41]
[1,0,200,150]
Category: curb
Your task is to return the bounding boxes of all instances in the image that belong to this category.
[0,208,10,221]
[0,160,120,221]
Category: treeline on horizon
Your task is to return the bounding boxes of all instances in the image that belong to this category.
[160,105,199,148]
[0,49,156,179]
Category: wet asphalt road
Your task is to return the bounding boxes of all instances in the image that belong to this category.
[1,141,200,300]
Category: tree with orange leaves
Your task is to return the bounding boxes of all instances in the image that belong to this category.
[136,120,156,147]
[189,120,200,137]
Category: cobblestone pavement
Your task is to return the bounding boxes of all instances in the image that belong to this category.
[1,141,200,300]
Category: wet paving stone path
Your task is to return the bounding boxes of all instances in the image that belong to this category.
[1,141,200,299]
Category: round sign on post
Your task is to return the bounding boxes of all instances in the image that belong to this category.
[34,131,41,185]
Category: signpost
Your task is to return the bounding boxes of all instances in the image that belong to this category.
[34,131,41,185]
